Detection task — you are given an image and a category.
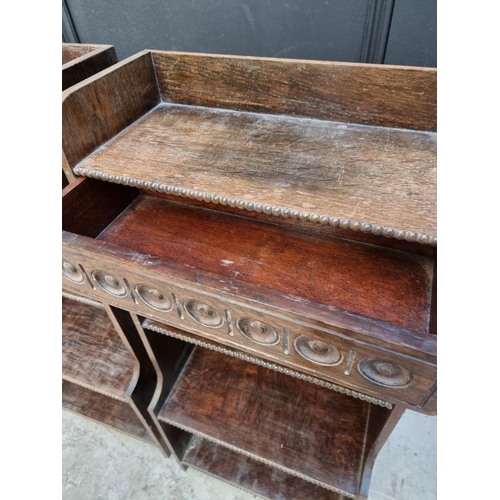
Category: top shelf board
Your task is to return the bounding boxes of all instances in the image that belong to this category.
[63,51,437,246]
[78,103,436,240]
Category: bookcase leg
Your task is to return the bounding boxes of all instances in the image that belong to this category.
[105,304,174,457]
[358,405,406,499]
[129,312,195,469]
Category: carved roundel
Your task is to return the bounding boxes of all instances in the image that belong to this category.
[358,359,413,388]
[294,335,343,366]
[184,300,224,328]
[236,317,280,346]
[91,270,127,297]
[62,260,84,283]
[135,284,173,311]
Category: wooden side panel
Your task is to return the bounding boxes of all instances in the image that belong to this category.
[62,177,138,238]
[63,44,96,65]
[152,51,436,131]
[62,44,118,91]
[62,51,160,169]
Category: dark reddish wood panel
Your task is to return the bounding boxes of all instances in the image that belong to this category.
[97,195,433,332]
[62,297,134,399]
[62,380,152,443]
[184,437,344,500]
[159,347,373,496]
[62,177,138,238]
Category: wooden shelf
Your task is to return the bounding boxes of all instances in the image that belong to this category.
[62,296,135,400]
[62,380,152,444]
[63,51,436,246]
[158,346,389,497]
[76,102,436,241]
[184,436,343,500]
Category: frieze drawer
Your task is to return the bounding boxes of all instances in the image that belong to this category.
[62,242,436,411]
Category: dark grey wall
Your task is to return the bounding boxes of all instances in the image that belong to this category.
[63,0,436,67]
[384,0,437,67]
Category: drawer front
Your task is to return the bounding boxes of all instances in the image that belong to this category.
[62,250,436,410]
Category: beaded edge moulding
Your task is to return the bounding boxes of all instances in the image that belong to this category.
[73,168,437,246]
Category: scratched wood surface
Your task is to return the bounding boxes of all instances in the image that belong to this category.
[77,103,436,240]
[62,380,153,443]
[97,195,433,332]
[62,297,135,399]
[151,51,436,132]
[184,437,345,500]
[159,347,373,496]
[62,44,117,92]
[62,44,96,65]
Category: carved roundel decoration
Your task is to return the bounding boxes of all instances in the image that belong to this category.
[358,359,413,388]
[135,284,173,311]
[184,300,224,328]
[236,317,280,346]
[294,335,343,366]
[62,260,84,283]
[91,270,127,297]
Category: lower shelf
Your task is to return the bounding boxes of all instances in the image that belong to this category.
[62,380,153,444]
[62,296,135,400]
[184,436,344,500]
[158,346,389,498]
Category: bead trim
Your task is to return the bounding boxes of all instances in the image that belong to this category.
[159,418,357,498]
[73,167,437,246]
[142,319,392,409]
[62,291,105,309]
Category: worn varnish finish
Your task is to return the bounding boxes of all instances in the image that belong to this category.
[183,437,347,500]
[62,380,153,443]
[151,51,436,132]
[62,43,117,91]
[62,50,436,245]
[97,194,433,332]
[62,238,436,413]
[158,346,381,497]
[62,44,118,185]
[61,51,437,499]
[77,104,436,240]
[62,297,135,400]
[62,52,160,169]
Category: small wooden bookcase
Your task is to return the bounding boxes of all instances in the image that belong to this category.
[62,50,436,500]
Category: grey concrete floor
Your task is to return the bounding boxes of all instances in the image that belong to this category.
[62,409,436,500]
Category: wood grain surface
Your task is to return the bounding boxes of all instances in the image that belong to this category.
[76,103,436,240]
[97,195,433,332]
[151,51,436,131]
[62,297,135,399]
[62,52,160,169]
[184,437,346,500]
[62,380,153,443]
[62,44,117,92]
[63,44,98,65]
[159,347,374,496]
